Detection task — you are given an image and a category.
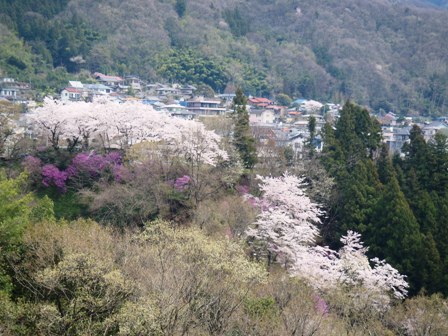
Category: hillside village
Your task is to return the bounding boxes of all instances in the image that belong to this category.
[1,72,448,158]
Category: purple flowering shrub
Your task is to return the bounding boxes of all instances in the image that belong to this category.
[23,152,128,193]
[313,295,329,316]
[174,175,191,191]
[66,152,125,184]
[42,164,68,192]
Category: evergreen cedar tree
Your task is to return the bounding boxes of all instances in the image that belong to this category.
[307,115,317,157]
[321,101,448,295]
[232,88,257,169]
[175,0,186,17]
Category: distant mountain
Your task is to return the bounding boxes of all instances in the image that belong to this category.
[1,0,447,116]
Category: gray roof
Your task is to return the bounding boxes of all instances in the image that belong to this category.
[84,84,112,90]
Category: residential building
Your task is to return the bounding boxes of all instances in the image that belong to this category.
[422,121,447,141]
[156,86,180,97]
[125,75,142,91]
[248,97,273,108]
[93,72,123,88]
[186,97,226,116]
[179,85,196,97]
[383,126,411,154]
[84,83,112,95]
[250,109,275,124]
[0,77,32,102]
[61,87,83,102]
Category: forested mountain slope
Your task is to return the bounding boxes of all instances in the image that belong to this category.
[1,0,447,115]
[412,0,448,7]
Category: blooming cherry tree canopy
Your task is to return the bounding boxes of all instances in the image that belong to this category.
[27,98,227,165]
[246,173,408,304]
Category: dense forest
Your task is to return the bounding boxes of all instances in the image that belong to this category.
[1,0,448,115]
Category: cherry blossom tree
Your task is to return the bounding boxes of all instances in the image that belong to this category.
[27,98,227,165]
[246,173,408,306]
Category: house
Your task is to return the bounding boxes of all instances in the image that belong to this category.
[218,93,236,101]
[163,104,195,119]
[142,96,161,105]
[179,85,196,96]
[251,125,311,154]
[383,126,411,154]
[61,87,83,102]
[378,112,397,126]
[84,84,112,95]
[68,81,84,89]
[0,77,32,102]
[0,86,17,98]
[251,125,276,145]
[265,105,287,115]
[156,86,180,97]
[124,75,142,91]
[423,121,447,141]
[93,72,123,87]
[248,97,273,108]
[293,114,325,131]
[293,98,307,105]
[250,109,275,124]
[186,97,226,116]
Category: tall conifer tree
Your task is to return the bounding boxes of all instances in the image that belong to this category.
[232,88,257,169]
[369,173,424,293]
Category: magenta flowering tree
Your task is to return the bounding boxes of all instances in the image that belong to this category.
[41,164,68,192]
[65,151,127,189]
[25,151,128,193]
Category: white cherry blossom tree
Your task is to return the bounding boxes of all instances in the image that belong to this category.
[246,173,408,305]
[27,98,227,165]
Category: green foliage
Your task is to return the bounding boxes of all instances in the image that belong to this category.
[0,0,99,73]
[174,0,187,18]
[402,125,432,190]
[391,125,448,294]
[156,48,228,92]
[0,172,54,295]
[244,297,278,319]
[223,7,250,37]
[322,102,383,238]
[32,253,132,335]
[241,65,270,96]
[0,210,447,334]
[322,102,448,295]
[307,116,317,156]
[368,175,423,292]
[232,88,257,169]
[276,93,292,106]
[46,190,87,220]
[0,173,38,246]
[336,160,381,236]
[0,24,35,78]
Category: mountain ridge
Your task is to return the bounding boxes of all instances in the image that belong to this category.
[0,0,447,115]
